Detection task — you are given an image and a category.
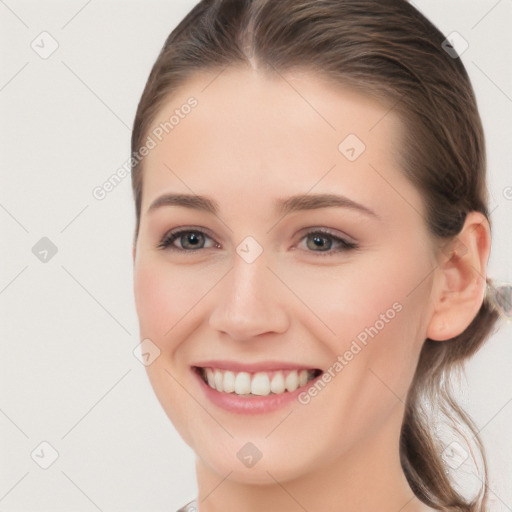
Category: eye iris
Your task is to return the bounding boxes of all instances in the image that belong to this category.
[182,232,203,249]
[307,234,332,251]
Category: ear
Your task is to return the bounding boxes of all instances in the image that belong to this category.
[426,211,491,341]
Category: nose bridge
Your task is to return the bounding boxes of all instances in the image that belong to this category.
[208,247,289,339]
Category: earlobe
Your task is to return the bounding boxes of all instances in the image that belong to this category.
[426,212,491,341]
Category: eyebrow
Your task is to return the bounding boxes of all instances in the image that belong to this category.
[147,192,379,219]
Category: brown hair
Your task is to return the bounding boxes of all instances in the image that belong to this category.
[131,1,501,509]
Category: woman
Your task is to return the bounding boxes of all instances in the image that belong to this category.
[130,1,503,510]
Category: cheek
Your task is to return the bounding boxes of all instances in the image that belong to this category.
[133,260,168,338]
[133,259,202,446]
[133,258,190,343]
[278,245,432,418]
[285,254,431,457]
[133,257,222,347]
[278,248,430,348]
[323,247,431,404]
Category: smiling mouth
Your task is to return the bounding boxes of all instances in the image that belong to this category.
[194,366,323,397]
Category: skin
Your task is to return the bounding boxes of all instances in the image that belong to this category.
[132,66,491,512]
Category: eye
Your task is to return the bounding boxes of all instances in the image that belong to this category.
[157,227,358,256]
[157,228,219,251]
[297,228,358,256]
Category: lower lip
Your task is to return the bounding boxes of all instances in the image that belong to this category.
[192,367,322,415]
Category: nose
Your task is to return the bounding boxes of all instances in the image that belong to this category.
[208,251,290,341]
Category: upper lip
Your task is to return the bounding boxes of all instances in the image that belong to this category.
[192,360,322,372]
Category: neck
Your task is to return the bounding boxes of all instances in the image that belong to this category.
[193,402,427,512]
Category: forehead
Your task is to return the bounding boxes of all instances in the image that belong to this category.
[139,67,424,223]
[147,67,399,152]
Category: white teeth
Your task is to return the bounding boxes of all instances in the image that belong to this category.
[201,367,319,396]
[206,368,215,388]
[285,370,299,392]
[214,370,224,392]
[270,372,285,394]
[251,372,271,396]
[234,372,251,395]
[223,370,236,393]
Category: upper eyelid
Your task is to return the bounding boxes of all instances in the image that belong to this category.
[159,227,217,249]
[296,226,357,244]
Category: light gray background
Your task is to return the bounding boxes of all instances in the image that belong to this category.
[1,1,511,511]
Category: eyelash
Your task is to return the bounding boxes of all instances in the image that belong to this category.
[157,227,358,257]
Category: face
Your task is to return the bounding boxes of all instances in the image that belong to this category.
[133,67,439,484]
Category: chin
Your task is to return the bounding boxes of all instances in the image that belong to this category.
[195,438,319,485]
